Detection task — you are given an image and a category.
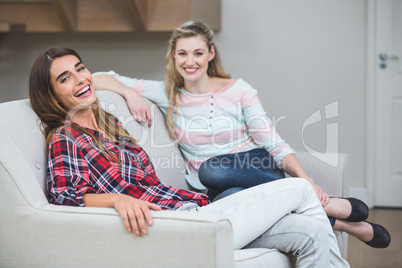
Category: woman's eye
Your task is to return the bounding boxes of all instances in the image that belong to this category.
[178,52,186,56]
[61,76,69,83]
[195,52,203,56]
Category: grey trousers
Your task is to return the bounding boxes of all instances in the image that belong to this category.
[190,178,349,268]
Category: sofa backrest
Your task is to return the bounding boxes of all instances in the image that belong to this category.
[96,91,190,190]
[0,91,190,208]
[0,98,49,206]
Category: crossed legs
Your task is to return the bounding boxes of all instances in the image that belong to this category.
[194,179,349,267]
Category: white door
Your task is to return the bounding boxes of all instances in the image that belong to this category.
[374,0,402,207]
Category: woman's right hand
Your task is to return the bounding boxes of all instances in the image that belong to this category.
[92,74,153,127]
[113,194,162,236]
[124,89,153,127]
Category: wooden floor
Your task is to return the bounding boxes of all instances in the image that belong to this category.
[347,208,402,268]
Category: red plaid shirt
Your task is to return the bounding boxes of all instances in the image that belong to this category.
[47,120,210,210]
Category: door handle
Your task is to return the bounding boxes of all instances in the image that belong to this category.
[379,53,399,61]
[379,53,399,69]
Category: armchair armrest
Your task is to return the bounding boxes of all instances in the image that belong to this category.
[3,202,234,268]
[291,152,349,197]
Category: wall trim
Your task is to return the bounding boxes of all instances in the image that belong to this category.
[365,0,376,207]
[349,187,372,208]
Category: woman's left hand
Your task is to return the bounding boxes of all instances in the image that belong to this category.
[310,180,330,207]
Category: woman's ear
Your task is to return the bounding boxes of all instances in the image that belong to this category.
[209,46,216,61]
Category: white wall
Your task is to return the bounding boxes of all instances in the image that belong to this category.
[217,0,366,196]
[0,32,170,102]
[0,0,367,197]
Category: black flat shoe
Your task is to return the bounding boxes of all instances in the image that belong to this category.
[342,197,369,222]
[363,221,391,248]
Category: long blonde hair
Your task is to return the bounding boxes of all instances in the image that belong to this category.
[29,46,136,163]
[164,20,231,139]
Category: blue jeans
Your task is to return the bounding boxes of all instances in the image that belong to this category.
[199,148,336,226]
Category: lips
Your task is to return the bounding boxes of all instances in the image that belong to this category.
[184,67,198,74]
[74,85,91,98]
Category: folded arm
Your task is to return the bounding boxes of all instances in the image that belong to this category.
[281,154,330,207]
[93,74,153,127]
[241,85,329,207]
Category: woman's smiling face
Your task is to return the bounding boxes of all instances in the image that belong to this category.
[50,55,96,111]
[173,35,215,84]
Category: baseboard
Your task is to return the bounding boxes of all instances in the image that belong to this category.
[349,187,372,208]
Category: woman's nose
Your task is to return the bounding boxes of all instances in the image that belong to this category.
[75,73,86,84]
[186,55,195,65]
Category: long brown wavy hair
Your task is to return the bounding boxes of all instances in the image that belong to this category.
[29,46,136,162]
[164,20,231,139]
